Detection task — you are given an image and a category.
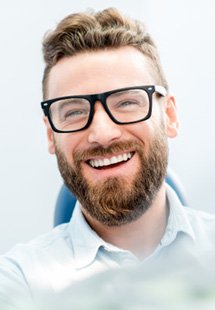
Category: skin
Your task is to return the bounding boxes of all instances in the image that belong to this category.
[44,46,179,259]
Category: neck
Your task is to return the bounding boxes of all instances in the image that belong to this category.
[82,182,169,260]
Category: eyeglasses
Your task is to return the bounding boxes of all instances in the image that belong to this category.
[41,85,167,133]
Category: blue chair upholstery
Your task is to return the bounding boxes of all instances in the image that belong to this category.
[54,185,77,227]
[54,169,188,227]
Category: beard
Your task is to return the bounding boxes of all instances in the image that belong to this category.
[54,127,168,227]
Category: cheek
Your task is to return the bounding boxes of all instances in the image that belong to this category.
[55,133,86,162]
[125,116,166,156]
[149,103,167,135]
[126,121,157,143]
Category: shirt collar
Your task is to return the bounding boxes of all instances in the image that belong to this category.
[67,202,106,269]
[160,183,195,246]
[67,203,134,269]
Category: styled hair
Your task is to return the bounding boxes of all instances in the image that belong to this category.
[42,7,168,99]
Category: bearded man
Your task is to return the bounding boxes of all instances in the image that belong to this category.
[1,7,215,309]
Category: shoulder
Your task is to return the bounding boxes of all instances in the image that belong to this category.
[26,222,70,249]
[184,207,215,225]
[166,183,215,239]
[0,223,75,301]
[183,207,215,242]
[0,223,72,272]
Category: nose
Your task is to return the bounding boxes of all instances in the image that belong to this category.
[87,101,122,146]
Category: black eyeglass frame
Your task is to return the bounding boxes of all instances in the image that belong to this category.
[41,85,167,133]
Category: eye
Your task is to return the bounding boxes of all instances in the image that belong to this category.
[52,98,90,123]
[108,90,149,112]
[114,99,141,111]
[64,108,88,119]
[118,100,139,107]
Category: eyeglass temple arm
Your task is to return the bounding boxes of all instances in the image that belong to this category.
[154,85,167,97]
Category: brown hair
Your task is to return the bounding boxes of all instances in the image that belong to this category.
[42,7,168,99]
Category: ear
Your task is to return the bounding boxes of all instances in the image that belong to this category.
[164,95,179,138]
[43,116,56,154]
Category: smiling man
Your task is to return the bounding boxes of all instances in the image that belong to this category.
[1,7,215,308]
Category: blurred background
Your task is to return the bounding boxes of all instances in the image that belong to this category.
[0,0,214,253]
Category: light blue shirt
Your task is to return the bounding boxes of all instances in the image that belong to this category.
[1,184,215,309]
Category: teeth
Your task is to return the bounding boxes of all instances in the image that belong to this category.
[123,154,127,161]
[89,152,132,168]
[104,158,110,166]
[110,156,118,164]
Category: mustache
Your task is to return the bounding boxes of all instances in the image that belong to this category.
[73,140,145,163]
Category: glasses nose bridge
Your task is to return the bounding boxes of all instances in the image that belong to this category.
[91,93,106,106]
[90,93,109,114]
[88,93,116,128]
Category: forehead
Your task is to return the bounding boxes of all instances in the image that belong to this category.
[47,46,157,99]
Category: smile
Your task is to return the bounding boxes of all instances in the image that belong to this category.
[88,152,134,168]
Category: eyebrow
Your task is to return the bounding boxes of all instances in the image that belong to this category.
[109,89,143,98]
[57,98,88,108]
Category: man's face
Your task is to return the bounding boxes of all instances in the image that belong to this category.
[45,47,178,226]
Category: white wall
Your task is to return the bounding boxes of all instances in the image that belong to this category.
[0,0,214,253]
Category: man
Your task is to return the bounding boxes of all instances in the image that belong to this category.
[1,7,215,309]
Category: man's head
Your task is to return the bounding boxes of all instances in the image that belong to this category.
[41,8,179,227]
